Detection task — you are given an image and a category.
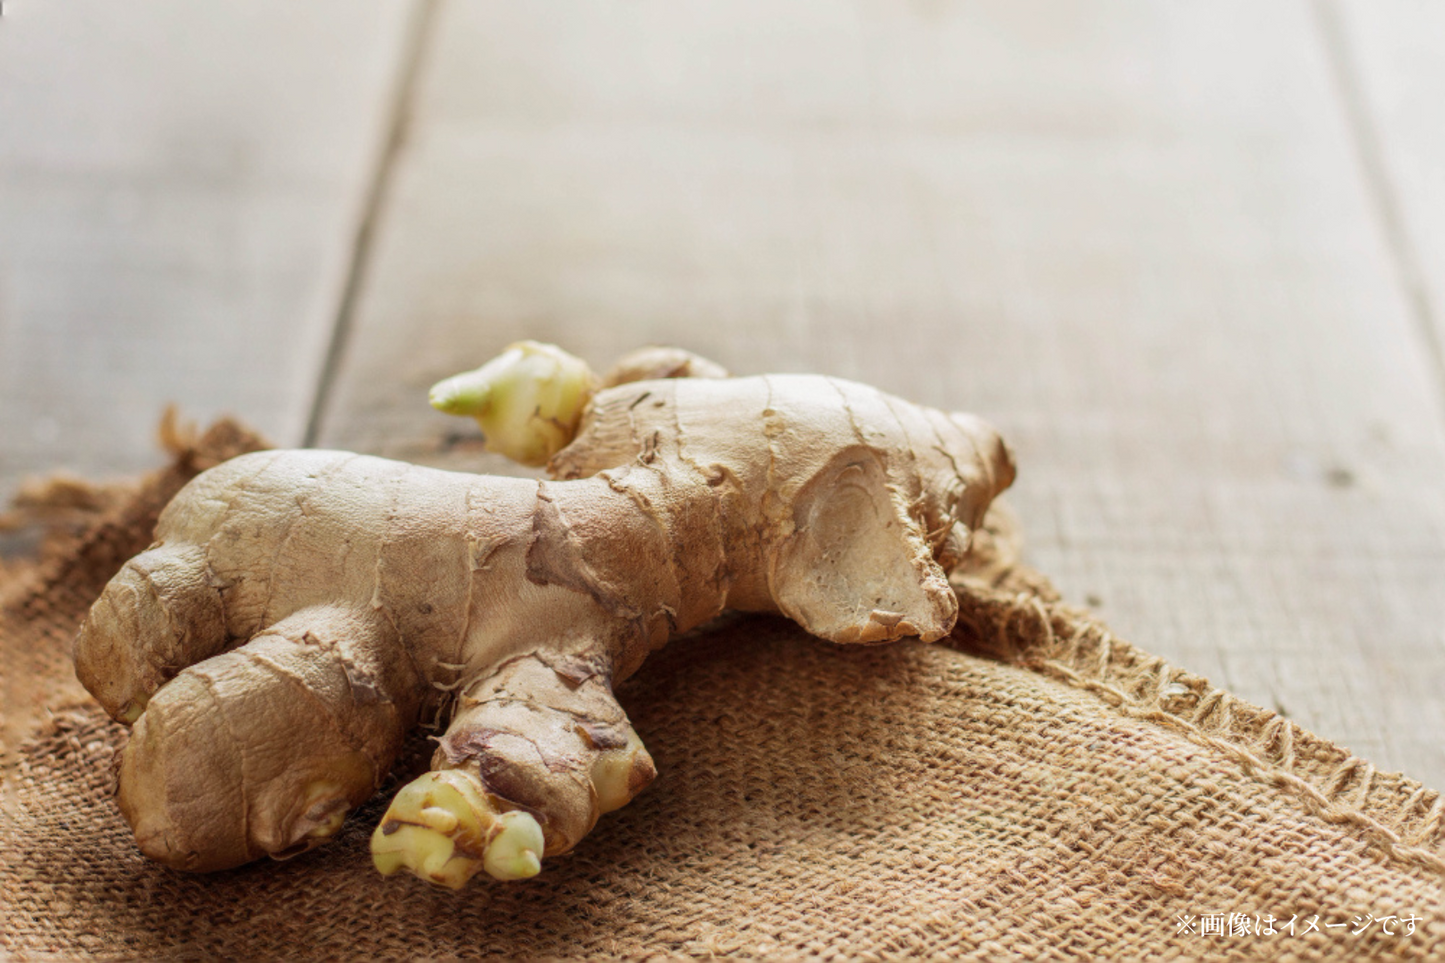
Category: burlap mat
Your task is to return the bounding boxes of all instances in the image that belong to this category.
[3,423,1443,961]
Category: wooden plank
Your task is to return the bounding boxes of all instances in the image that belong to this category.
[1326,0,1445,409]
[318,0,1445,787]
[0,0,417,502]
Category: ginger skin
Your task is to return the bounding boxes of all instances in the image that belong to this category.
[73,344,1014,889]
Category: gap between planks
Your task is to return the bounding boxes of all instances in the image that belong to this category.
[304,0,444,448]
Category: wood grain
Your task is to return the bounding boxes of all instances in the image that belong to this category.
[318,0,1445,786]
[1326,0,1445,407]
[0,0,416,501]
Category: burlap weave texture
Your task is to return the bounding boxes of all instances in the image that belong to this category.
[2,424,1443,961]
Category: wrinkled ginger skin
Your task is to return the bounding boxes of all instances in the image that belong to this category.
[73,359,1014,885]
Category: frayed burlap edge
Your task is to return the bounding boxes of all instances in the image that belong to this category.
[946,540,1445,881]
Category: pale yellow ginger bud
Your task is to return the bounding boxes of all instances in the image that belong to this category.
[429,341,597,467]
[483,811,546,881]
[371,769,544,889]
[590,730,650,814]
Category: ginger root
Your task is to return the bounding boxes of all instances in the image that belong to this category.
[73,344,1014,889]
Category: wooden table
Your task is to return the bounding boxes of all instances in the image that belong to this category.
[3,0,1443,788]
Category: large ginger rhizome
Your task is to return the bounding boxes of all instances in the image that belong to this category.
[74,345,1014,889]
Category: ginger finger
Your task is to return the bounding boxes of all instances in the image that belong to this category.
[599,345,730,386]
[371,651,655,885]
[119,605,420,871]
[73,545,228,724]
